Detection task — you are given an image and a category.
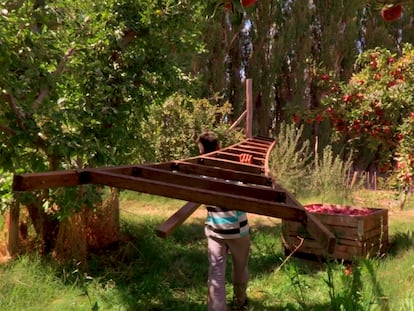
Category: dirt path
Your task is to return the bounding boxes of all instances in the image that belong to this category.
[121,197,414,226]
[387,209,414,223]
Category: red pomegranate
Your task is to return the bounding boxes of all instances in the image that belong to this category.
[381,4,403,22]
[242,0,256,8]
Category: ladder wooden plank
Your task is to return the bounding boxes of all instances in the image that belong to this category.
[85,170,307,222]
[247,136,275,143]
[188,157,263,175]
[273,181,336,254]
[211,151,264,166]
[226,147,266,157]
[168,161,272,186]
[238,143,269,151]
[131,166,286,203]
[264,139,276,175]
[13,170,81,191]
[155,202,201,238]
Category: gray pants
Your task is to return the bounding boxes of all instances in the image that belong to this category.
[206,230,250,311]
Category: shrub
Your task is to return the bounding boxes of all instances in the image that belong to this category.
[310,145,353,202]
[270,122,354,202]
[269,122,312,196]
[139,94,243,163]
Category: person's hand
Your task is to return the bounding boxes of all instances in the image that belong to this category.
[239,153,253,164]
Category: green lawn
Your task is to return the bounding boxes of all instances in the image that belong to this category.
[1,191,414,310]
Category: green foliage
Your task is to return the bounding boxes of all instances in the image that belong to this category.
[0,170,14,213]
[311,145,353,202]
[322,258,388,311]
[283,262,309,308]
[282,257,388,311]
[0,0,211,218]
[140,94,243,162]
[47,185,104,220]
[318,43,414,207]
[269,122,312,196]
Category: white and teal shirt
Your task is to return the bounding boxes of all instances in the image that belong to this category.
[205,205,250,239]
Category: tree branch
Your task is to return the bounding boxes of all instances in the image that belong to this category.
[31,16,91,112]
[3,91,26,130]
[32,47,75,111]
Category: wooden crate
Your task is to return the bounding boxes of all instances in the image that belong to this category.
[281,204,389,261]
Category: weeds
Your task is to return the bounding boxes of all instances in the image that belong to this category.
[284,262,309,309]
[61,262,99,310]
[325,260,365,311]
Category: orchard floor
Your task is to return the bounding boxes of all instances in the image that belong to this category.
[120,189,414,228]
[1,189,413,264]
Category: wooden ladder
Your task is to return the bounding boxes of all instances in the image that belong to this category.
[12,136,336,254]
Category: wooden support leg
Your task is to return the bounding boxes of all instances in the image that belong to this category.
[305,213,336,254]
[7,198,20,256]
[276,183,336,254]
[155,202,201,238]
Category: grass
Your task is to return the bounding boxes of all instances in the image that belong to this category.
[2,191,414,310]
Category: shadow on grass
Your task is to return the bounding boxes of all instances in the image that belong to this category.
[76,218,326,310]
[54,217,391,311]
[387,230,414,257]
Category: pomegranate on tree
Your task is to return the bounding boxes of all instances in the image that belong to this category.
[381,4,403,22]
[223,0,256,10]
[242,0,256,7]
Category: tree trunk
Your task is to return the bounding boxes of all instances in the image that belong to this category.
[26,201,60,254]
[53,187,120,263]
[399,188,408,211]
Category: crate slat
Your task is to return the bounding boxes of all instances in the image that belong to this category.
[281,205,389,260]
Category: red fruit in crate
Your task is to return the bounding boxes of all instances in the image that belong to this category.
[242,0,256,8]
[381,4,403,22]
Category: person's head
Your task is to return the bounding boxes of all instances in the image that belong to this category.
[197,131,219,154]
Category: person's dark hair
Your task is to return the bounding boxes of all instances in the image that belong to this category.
[197,131,218,153]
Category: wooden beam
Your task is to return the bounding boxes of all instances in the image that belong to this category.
[13,170,82,191]
[130,166,286,203]
[169,162,272,186]
[244,140,272,147]
[155,202,201,238]
[246,78,253,138]
[212,151,264,166]
[7,199,19,256]
[183,136,273,162]
[12,137,275,192]
[274,181,336,254]
[85,170,306,222]
[264,139,276,176]
[305,213,337,254]
[226,110,247,134]
[188,157,263,175]
[226,147,266,158]
[238,143,269,152]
